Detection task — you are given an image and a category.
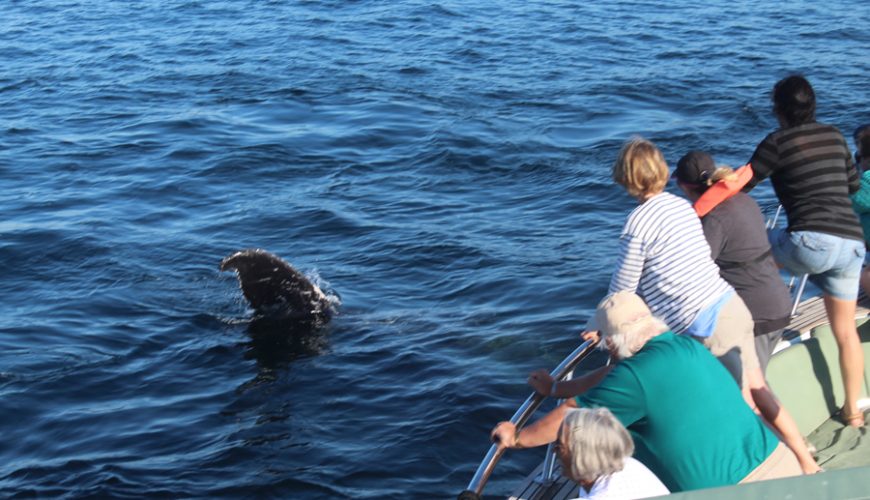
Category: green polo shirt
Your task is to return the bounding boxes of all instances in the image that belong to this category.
[576,332,777,492]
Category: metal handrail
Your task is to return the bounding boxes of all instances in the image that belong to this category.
[790,274,809,318]
[458,338,600,500]
[766,205,782,230]
[538,367,573,485]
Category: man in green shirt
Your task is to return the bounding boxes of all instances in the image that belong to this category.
[492,291,802,492]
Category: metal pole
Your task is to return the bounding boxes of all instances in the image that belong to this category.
[790,274,808,318]
[537,369,574,484]
[459,338,599,498]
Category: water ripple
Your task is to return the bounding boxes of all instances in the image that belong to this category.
[1,0,867,498]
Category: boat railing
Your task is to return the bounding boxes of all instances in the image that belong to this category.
[458,338,600,500]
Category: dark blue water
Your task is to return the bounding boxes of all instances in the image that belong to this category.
[2,1,868,498]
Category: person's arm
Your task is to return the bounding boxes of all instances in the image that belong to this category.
[608,232,644,295]
[743,135,778,192]
[527,365,614,399]
[491,399,577,449]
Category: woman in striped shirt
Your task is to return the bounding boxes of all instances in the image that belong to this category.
[605,137,819,473]
[745,75,866,427]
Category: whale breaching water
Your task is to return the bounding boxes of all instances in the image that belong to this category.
[220,249,332,324]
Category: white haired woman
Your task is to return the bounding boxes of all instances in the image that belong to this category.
[493,291,802,493]
[557,407,668,499]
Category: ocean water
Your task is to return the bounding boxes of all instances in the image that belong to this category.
[1,1,868,498]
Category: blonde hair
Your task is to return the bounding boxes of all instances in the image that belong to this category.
[612,137,669,198]
[694,165,738,190]
[558,407,634,483]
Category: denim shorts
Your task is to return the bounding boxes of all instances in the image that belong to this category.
[768,228,865,300]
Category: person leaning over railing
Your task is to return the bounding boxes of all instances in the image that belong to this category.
[672,151,791,375]
[671,153,827,471]
[743,75,866,428]
[491,291,802,493]
[606,137,757,393]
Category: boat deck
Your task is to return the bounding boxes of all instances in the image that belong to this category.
[781,293,870,342]
[507,294,870,500]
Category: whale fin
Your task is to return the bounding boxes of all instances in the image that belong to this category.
[220,249,330,322]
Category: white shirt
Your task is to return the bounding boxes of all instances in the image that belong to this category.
[573,457,670,500]
[609,192,732,333]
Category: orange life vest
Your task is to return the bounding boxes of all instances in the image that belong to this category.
[693,164,754,218]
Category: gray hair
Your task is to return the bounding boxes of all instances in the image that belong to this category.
[603,316,669,359]
[558,407,634,483]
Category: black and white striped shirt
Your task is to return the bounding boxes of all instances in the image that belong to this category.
[746,121,863,242]
[609,192,733,333]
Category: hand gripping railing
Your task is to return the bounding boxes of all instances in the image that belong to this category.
[457,338,600,500]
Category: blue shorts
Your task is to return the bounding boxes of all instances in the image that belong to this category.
[768,229,865,300]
